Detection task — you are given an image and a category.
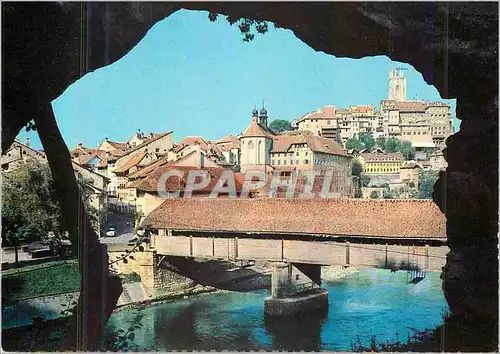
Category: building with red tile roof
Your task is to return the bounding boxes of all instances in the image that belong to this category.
[142,199,446,239]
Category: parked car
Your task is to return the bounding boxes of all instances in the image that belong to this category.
[105,227,116,237]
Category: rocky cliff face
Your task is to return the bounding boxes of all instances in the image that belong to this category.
[2,2,498,349]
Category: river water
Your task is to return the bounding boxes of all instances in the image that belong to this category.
[104,269,448,351]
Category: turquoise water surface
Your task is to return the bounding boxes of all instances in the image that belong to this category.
[104,269,449,351]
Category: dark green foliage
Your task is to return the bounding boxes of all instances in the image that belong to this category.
[358,132,375,152]
[400,141,416,160]
[25,121,37,132]
[351,159,363,177]
[208,13,270,42]
[2,161,104,262]
[417,170,439,199]
[360,175,371,187]
[384,137,401,153]
[345,136,364,150]
[376,136,386,150]
[2,162,64,263]
[269,119,293,133]
[383,189,394,199]
[369,190,379,199]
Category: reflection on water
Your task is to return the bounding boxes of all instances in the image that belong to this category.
[264,311,327,351]
[104,269,448,351]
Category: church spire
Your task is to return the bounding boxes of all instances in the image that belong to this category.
[259,100,268,127]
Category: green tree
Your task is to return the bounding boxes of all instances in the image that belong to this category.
[400,141,416,160]
[351,159,363,177]
[359,132,375,152]
[351,159,364,198]
[360,175,371,187]
[423,147,436,160]
[376,136,387,150]
[423,147,435,155]
[2,161,63,264]
[383,189,394,199]
[417,170,439,199]
[2,161,103,263]
[346,136,364,150]
[385,137,401,153]
[269,119,293,133]
[369,190,379,199]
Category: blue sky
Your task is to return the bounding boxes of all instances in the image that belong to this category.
[18,9,460,150]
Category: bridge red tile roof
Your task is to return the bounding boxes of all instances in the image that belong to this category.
[143,199,446,239]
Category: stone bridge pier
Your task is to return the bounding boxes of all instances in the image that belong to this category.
[265,262,328,316]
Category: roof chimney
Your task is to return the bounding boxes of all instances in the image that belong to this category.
[25,137,31,147]
[77,142,83,147]
[105,137,109,141]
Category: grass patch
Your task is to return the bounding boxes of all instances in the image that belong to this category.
[2,260,80,303]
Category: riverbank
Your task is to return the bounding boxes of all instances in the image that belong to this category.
[104,269,450,352]
[115,268,272,312]
[115,265,357,312]
[321,265,360,282]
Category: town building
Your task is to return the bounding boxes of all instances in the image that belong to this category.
[70,143,107,168]
[296,105,338,141]
[295,69,454,151]
[72,161,110,232]
[124,151,245,220]
[239,107,276,173]
[214,135,241,169]
[238,107,354,198]
[380,69,454,151]
[399,163,421,189]
[429,150,448,171]
[173,136,226,166]
[1,139,47,172]
[240,107,351,173]
[1,139,109,232]
[270,131,350,173]
[357,150,405,174]
[388,67,407,101]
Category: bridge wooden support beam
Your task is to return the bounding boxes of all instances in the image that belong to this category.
[265,262,328,317]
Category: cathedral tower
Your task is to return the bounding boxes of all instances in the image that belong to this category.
[388,68,407,101]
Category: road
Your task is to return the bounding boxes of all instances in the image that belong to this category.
[100,211,135,244]
[2,212,136,264]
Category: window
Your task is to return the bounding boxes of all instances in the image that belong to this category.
[284,160,287,165]
[272,160,275,165]
[277,160,281,165]
[155,148,160,152]
[296,160,299,165]
[296,152,299,156]
[304,159,309,164]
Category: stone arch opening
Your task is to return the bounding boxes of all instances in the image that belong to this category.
[2,3,497,351]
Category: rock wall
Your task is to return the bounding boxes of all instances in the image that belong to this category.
[3,3,497,349]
